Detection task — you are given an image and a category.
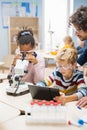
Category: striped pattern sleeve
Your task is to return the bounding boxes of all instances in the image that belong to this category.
[76,84,87,99]
[36,68,57,87]
[76,71,87,99]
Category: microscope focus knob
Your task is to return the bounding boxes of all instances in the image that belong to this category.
[9,79,13,86]
[15,76,20,81]
[7,74,12,79]
[24,70,28,73]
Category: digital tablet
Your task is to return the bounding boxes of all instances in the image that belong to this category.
[28,84,60,101]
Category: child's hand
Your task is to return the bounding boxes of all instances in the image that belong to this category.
[25,53,38,64]
[53,92,66,105]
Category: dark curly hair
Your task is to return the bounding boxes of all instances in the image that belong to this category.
[69,5,87,32]
[17,28,35,48]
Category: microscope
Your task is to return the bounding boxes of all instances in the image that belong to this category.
[6,52,36,96]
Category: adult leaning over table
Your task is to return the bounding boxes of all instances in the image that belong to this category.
[69,5,87,108]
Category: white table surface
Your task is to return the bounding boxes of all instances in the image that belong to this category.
[0,81,32,110]
[0,102,20,123]
[1,111,87,130]
[0,81,87,130]
[0,73,7,80]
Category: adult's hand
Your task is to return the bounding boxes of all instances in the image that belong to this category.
[76,97,87,108]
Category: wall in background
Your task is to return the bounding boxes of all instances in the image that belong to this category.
[44,0,68,51]
[74,0,87,10]
[72,0,87,45]
[0,0,43,60]
[0,0,87,61]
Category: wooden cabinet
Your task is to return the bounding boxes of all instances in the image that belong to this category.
[9,17,39,54]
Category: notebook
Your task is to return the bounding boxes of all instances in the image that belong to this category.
[28,84,60,101]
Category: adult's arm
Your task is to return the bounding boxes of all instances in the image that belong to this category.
[77,48,84,54]
[77,47,87,65]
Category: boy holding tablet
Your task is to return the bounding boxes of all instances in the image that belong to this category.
[37,48,87,104]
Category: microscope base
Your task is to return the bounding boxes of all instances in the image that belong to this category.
[6,83,30,96]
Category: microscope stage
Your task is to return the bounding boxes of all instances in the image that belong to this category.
[6,83,30,96]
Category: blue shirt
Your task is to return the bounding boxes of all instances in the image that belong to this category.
[77,47,87,65]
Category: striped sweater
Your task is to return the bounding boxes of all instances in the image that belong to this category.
[37,68,87,99]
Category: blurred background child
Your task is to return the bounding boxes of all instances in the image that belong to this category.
[61,35,76,50]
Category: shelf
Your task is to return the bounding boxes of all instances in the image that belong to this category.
[9,17,39,54]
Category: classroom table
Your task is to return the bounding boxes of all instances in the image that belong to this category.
[0,81,87,130]
[0,81,32,111]
[44,52,56,67]
[0,103,87,130]
[37,50,56,67]
[0,102,20,123]
[0,73,7,83]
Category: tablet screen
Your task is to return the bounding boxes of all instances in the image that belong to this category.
[28,85,60,101]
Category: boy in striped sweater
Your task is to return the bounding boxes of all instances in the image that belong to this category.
[37,48,87,104]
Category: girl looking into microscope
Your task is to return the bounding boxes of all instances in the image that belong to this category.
[9,29,45,84]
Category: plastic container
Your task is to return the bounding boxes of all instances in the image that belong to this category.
[26,100,67,124]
